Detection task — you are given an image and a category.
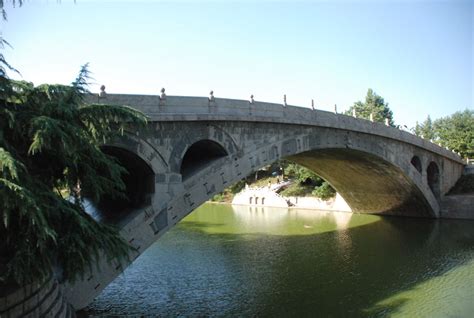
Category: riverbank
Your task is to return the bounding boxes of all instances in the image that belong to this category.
[440,194,474,220]
[211,171,474,219]
[231,185,351,212]
[441,170,474,219]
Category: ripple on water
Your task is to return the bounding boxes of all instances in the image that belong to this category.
[86,204,474,317]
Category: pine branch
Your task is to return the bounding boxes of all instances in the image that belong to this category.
[1,65,146,285]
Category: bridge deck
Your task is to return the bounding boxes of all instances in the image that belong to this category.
[88,94,464,164]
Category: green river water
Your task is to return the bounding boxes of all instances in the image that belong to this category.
[87,203,474,317]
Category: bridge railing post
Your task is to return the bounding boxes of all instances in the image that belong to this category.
[249,94,254,115]
[97,85,107,103]
[159,88,166,111]
[208,90,216,113]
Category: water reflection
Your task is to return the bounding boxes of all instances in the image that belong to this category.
[86,203,474,317]
[230,204,372,236]
[232,205,288,227]
[332,210,353,229]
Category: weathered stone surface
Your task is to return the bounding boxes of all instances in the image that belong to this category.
[0,277,75,318]
[440,195,474,219]
[61,94,465,311]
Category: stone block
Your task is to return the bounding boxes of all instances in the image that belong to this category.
[24,307,41,318]
[9,303,24,318]
[39,283,59,314]
[155,173,166,183]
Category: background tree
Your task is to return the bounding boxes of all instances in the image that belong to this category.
[284,162,321,185]
[282,162,336,199]
[312,181,336,200]
[433,110,473,159]
[0,65,147,287]
[345,88,395,126]
[413,115,435,140]
[413,111,473,158]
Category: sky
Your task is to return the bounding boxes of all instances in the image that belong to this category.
[1,0,473,128]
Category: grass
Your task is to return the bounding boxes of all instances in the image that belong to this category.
[279,183,314,197]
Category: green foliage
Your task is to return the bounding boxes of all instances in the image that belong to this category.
[433,110,473,159]
[276,161,336,200]
[284,163,322,185]
[210,179,247,203]
[345,88,395,126]
[279,183,314,197]
[211,193,226,202]
[0,65,147,286]
[228,179,246,194]
[414,110,473,158]
[312,181,336,200]
[413,116,435,140]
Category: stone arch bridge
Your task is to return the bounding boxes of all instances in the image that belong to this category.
[64,94,465,309]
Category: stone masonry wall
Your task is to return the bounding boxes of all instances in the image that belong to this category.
[0,276,75,318]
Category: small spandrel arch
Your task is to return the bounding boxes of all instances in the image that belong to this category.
[180,139,228,180]
[427,161,440,198]
[87,146,155,222]
[411,156,422,173]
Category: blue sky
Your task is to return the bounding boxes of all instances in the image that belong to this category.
[2,0,473,128]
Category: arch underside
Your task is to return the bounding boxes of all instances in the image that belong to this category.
[86,146,155,223]
[180,139,228,180]
[287,148,434,217]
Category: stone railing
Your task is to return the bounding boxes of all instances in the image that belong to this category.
[87,93,464,164]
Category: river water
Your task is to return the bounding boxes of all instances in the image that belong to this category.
[86,203,474,317]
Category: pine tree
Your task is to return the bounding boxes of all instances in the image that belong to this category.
[0,65,147,286]
[420,115,435,140]
[345,88,395,126]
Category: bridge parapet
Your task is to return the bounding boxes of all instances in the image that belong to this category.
[87,93,464,165]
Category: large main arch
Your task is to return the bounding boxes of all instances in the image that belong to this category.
[288,148,433,217]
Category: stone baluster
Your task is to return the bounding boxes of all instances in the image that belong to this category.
[159,88,167,106]
[98,85,107,99]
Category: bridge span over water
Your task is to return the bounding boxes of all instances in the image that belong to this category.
[64,93,465,309]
